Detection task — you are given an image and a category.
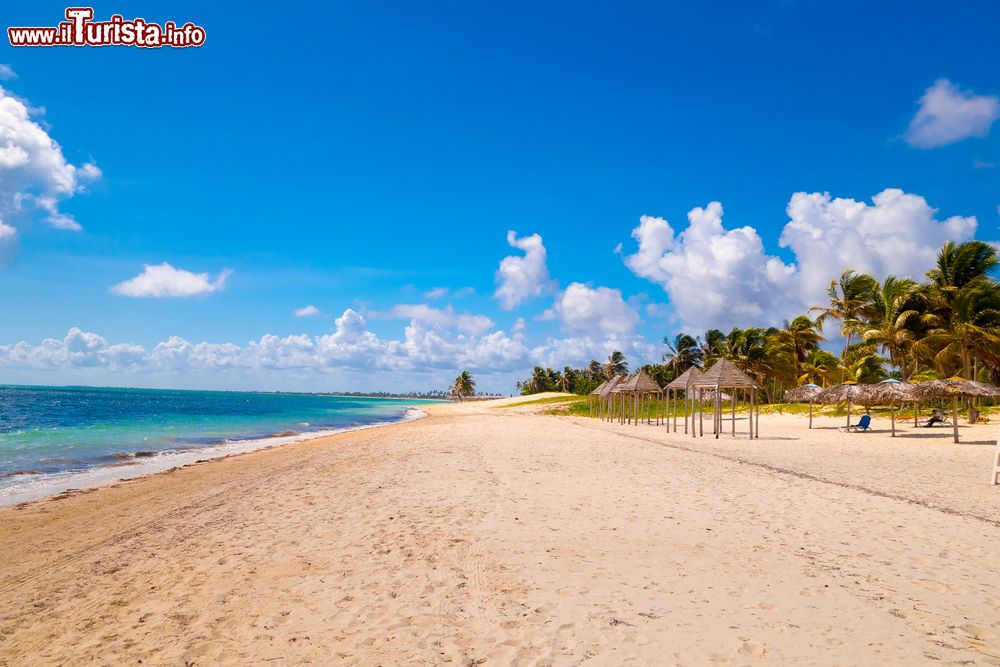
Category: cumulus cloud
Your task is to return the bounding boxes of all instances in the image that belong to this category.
[0,309,530,378]
[546,282,639,338]
[779,188,976,301]
[383,303,494,335]
[528,282,654,368]
[0,84,99,246]
[111,263,232,298]
[905,79,1000,148]
[294,304,320,317]
[0,65,15,81]
[494,230,553,309]
[623,190,978,330]
[624,203,798,331]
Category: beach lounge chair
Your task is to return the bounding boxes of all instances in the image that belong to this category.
[841,415,872,432]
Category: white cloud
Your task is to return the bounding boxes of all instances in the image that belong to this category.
[547,282,640,338]
[494,230,553,309]
[0,310,530,380]
[424,286,474,300]
[294,304,320,317]
[905,79,1000,149]
[111,263,232,298]
[0,84,99,244]
[623,190,977,331]
[624,202,798,331]
[0,65,15,81]
[780,188,976,301]
[384,303,494,335]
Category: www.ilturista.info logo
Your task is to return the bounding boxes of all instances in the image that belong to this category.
[8,8,206,48]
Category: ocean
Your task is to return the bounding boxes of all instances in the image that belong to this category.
[0,385,436,505]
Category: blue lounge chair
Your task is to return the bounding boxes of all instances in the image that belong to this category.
[843,415,872,432]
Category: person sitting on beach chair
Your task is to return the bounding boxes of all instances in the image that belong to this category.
[842,415,872,432]
[922,408,946,428]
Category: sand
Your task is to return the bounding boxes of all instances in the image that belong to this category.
[2,394,1000,665]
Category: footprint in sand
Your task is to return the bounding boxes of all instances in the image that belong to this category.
[738,641,769,658]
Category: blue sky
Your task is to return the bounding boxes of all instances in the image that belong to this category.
[1,1,998,392]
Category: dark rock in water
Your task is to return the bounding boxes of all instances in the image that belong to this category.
[5,469,44,476]
[271,430,299,438]
[111,452,133,460]
[133,451,157,458]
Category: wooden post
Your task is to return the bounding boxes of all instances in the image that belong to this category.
[846,399,852,430]
[808,400,813,429]
[754,388,759,439]
[914,401,920,427]
[890,404,896,437]
[952,395,960,444]
[698,389,704,438]
[731,388,736,436]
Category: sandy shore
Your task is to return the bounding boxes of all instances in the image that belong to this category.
[2,395,1000,665]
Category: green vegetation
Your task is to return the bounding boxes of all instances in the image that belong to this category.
[451,370,475,401]
[494,394,578,408]
[516,241,1000,407]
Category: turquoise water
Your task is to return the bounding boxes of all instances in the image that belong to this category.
[0,385,435,503]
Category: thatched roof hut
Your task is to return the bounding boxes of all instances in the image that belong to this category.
[589,380,608,396]
[690,359,759,439]
[816,382,870,405]
[909,378,1000,443]
[692,359,757,389]
[666,366,704,390]
[615,369,662,395]
[867,379,919,437]
[784,383,822,429]
[816,382,871,430]
[784,383,822,403]
[664,367,703,435]
[866,379,917,405]
[598,374,626,399]
[910,378,1000,401]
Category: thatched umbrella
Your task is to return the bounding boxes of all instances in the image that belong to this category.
[588,380,607,418]
[816,382,871,430]
[691,359,759,439]
[598,374,625,422]
[866,379,917,437]
[615,370,663,425]
[784,383,822,429]
[910,378,1000,443]
[665,367,704,434]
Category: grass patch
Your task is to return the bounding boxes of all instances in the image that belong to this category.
[494,394,578,408]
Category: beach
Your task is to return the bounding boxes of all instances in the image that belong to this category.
[2,395,1000,665]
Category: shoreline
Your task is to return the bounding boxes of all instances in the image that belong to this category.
[0,406,427,507]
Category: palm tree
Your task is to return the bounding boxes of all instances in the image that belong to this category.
[662,333,703,373]
[799,348,840,386]
[557,367,575,392]
[860,275,921,378]
[810,270,878,379]
[452,370,476,401]
[603,351,628,379]
[927,240,999,297]
[774,315,824,377]
[526,366,550,394]
[915,284,1000,379]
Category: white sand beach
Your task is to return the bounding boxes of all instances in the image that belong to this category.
[2,395,999,665]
